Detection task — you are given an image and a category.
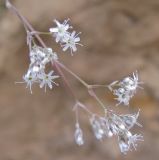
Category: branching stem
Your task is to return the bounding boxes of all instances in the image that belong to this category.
[5,0,108,112]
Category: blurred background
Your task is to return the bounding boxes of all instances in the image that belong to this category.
[0,0,159,159]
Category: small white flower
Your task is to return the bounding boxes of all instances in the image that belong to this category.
[128,134,144,150]
[119,140,130,154]
[46,48,58,61]
[99,117,113,137]
[39,71,59,92]
[74,123,84,146]
[108,71,143,106]
[62,31,82,55]
[90,115,104,140]
[120,110,142,129]
[22,71,37,94]
[120,71,142,92]
[118,131,143,154]
[116,93,130,106]
[50,19,72,43]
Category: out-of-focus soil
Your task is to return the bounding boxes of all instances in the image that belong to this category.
[0,0,159,160]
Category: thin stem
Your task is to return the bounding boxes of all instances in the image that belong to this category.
[31,31,52,36]
[90,84,108,89]
[77,102,94,116]
[57,61,89,88]
[6,0,47,47]
[5,0,28,32]
[88,88,107,113]
[52,61,77,100]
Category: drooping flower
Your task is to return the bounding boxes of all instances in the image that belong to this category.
[99,117,114,137]
[90,115,105,140]
[74,123,84,146]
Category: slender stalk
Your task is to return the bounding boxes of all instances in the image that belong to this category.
[90,84,108,89]
[88,88,107,112]
[57,61,89,88]
[30,31,52,36]
[52,61,77,100]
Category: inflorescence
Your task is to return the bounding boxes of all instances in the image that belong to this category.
[73,71,143,154]
[6,0,144,155]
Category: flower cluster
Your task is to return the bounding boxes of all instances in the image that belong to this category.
[108,71,143,106]
[8,0,144,153]
[49,19,82,55]
[74,107,143,154]
[20,46,59,93]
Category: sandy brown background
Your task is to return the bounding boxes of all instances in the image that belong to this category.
[0,0,159,160]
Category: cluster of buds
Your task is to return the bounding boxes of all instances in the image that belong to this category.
[49,19,82,55]
[20,46,59,93]
[74,106,143,154]
[108,71,143,106]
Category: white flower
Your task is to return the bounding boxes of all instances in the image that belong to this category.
[74,123,84,146]
[108,71,143,106]
[90,115,105,140]
[120,71,143,92]
[49,19,72,43]
[99,117,113,137]
[119,140,130,154]
[39,71,59,92]
[41,48,58,65]
[118,131,143,154]
[114,88,131,106]
[120,110,142,129]
[22,71,37,94]
[128,134,144,150]
[62,31,82,55]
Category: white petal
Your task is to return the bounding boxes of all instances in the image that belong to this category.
[71,31,76,37]
[54,19,61,27]
[48,70,54,76]
[56,36,61,43]
[75,37,80,42]
[49,28,58,33]
[63,45,69,51]
[72,45,77,52]
[48,82,52,89]
[40,81,45,88]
